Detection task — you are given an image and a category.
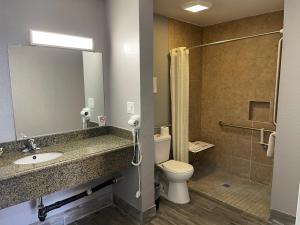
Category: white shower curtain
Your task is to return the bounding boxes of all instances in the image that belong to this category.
[170,47,189,163]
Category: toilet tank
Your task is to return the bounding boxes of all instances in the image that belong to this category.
[154,134,171,164]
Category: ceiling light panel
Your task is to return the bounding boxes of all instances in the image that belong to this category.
[183,1,212,12]
[30,30,93,51]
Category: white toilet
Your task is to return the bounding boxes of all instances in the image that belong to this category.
[154,134,194,204]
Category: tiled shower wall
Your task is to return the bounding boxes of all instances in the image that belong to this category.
[154,11,283,185]
[199,11,284,185]
[168,18,203,141]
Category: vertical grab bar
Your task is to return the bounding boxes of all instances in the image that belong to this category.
[273,37,283,126]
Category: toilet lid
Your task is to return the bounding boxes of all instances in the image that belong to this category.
[162,160,194,173]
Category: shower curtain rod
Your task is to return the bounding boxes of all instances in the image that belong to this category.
[188,30,283,50]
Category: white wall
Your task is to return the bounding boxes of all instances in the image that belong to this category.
[105,0,155,212]
[271,0,300,216]
[0,0,110,142]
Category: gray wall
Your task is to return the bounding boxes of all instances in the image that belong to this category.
[105,0,141,130]
[106,0,155,212]
[0,0,112,223]
[139,0,155,212]
[105,0,141,209]
[9,46,85,138]
[0,0,110,142]
[0,0,155,219]
[153,15,170,128]
[271,0,300,216]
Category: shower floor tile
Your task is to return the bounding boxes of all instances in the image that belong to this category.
[189,169,271,221]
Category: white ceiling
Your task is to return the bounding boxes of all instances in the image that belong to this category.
[154,0,284,26]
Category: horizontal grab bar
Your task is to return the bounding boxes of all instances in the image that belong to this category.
[219,121,275,133]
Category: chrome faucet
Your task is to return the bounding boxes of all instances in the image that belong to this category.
[21,138,40,153]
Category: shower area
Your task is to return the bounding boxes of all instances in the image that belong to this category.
[154,10,284,221]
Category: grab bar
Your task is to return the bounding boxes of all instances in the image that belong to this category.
[219,121,275,133]
[273,37,283,126]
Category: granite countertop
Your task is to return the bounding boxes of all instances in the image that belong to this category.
[0,127,135,209]
[0,134,133,182]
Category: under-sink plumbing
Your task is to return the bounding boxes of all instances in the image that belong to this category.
[37,177,122,222]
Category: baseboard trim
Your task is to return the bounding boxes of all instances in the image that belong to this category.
[113,194,156,225]
[270,209,296,225]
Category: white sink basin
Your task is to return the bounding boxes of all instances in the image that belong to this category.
[14,152,63,165]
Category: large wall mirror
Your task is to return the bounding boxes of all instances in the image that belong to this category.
[8,46,105,140]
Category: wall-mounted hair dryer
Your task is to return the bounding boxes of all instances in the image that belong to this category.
[80,107,91,128]
[128,114,140,129]
[128,115,142,198]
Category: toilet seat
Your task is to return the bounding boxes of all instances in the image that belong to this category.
[161,160,193,173]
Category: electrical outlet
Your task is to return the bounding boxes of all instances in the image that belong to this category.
[127,102,135,114]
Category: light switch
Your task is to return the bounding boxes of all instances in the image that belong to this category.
[127,102,135,114]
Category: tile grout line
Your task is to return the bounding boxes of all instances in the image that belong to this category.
[249,121,254,181]
[189,170,271,221]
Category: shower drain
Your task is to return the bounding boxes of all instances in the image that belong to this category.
[222,183,231,188]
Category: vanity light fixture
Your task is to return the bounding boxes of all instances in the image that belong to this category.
[183,1,212,12]
[30,30,93,50]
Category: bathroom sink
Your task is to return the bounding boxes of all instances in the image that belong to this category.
[14,152,63,165]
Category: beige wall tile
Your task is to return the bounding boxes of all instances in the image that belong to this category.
[168,18,203,141]
[215,153,232,172]
[251,162,273,185]
[200,11,283,183]
[189,49,202,81]
[190,80,202,140]
[232,157,251,178]
[169,19,202,49]
[202,11,283,43]
[154,12,283,185]
[153,15,170,127]
[218,123,252,157]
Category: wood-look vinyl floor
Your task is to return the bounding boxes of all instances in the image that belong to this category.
[70,191,273,225]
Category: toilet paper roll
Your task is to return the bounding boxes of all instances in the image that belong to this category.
[160,126,169,137]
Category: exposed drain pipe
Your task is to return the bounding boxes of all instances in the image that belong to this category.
[38,177,123,222]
